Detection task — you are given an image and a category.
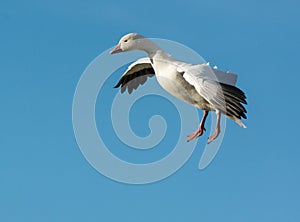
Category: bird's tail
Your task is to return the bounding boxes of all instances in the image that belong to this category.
[227,115,247,128]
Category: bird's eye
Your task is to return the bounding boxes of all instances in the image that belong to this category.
[124,39,128,42]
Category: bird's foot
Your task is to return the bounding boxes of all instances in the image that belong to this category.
[187,126,206,142]
[207,128,220,144]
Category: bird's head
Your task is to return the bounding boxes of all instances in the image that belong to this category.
[110,33,146,54]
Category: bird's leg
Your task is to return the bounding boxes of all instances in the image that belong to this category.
[187,110,209,142]
[207,110,221,144]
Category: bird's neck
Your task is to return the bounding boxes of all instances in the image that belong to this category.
[139,39,163,58]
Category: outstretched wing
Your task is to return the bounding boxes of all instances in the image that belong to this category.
[114,57,155,94]
[179,64,247,127]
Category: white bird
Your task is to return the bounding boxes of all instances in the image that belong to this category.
[110,33,247,143]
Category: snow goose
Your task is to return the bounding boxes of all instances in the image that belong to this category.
[110,33,247,143]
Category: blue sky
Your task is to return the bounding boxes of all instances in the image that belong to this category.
[1,0,300,221]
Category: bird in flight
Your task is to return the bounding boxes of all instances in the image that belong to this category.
[110,33,247,143]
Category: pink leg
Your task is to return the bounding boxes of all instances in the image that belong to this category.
[187,110,209,142]
[207,110,221,144]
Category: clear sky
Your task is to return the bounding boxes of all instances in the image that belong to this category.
[1,0,300,221]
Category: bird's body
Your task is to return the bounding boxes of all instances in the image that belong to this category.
[151,52,211,110]
[111,33,247,143]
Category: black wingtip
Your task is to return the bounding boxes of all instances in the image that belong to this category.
[114,82,121,88]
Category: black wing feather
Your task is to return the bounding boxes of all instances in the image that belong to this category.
[114,65,155,94]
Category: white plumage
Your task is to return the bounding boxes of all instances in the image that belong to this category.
[111,33,247,143]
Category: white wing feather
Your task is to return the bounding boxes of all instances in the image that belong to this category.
[179,64,229,110]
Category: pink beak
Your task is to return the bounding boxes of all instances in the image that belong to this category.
[110,44,122,54]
